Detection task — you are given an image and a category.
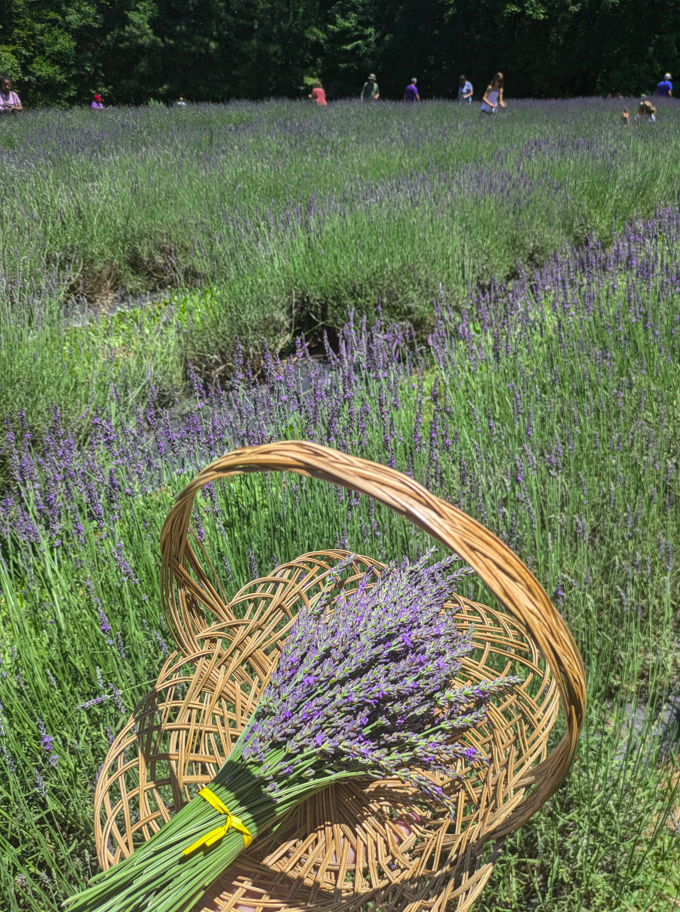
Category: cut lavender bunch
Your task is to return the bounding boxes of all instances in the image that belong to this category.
[243,550,518,811]
[66,551,520,912]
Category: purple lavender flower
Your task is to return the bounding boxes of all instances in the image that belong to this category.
[98,606,112,637]
[38,719,53,752]
[34,768,47,797]
[76,694,111,711]
[0,702,16,773]
[242,551,519,816]
[108,683,126,715]
[152,630,170,659]
[111,541,139,584]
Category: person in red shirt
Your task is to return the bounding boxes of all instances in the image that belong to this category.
[309,80,327,106]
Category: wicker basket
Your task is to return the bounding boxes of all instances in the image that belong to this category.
[95,442,586,912]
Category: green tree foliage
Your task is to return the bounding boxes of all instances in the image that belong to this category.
[0,1,160,105]
[378,0,680,99]
[0,0,678,105]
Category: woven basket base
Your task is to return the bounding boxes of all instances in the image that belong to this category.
[96,552,559,912]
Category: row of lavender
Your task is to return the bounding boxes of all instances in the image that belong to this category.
[2,100,679,446]
[1,204,680,907]
[3,203,679,574]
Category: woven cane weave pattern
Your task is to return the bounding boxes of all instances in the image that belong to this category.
[95,442,585,912]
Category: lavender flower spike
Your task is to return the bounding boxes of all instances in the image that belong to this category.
[243,550,519,816]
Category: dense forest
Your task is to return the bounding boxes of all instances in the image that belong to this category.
[1,0,679,106]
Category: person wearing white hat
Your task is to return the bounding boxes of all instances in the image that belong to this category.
[656,73,673,97]
[361,74,380,101]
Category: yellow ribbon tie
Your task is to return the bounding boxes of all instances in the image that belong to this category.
[183,787,253,856]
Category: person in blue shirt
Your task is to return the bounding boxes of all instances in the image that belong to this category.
[404,78,420,102]
[458,75,473,103]
[657,74,673,97]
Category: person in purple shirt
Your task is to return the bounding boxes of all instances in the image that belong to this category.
[404,78,420,102]
[657,74,673,97]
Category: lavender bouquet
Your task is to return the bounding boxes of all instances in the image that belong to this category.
[67,552,520,912]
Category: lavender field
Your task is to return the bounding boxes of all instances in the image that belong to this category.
[1,99,680,910]
[1,98,680,430]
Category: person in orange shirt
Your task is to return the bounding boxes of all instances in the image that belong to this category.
[309,80,327,106]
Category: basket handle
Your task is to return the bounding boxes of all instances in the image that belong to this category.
[160,441,586,837]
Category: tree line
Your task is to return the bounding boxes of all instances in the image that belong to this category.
[1,0,679,107]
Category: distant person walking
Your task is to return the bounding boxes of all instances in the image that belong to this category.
[0,75,22,113]
[361,74,380,101]
[623,100,657,124]
[91,94,104,109]
[637,100,657,121]
[458,75,473,103]
[404,78,420,102]
[481,72,505,114]
[656,73,673,97]
[309,80,327,106]
[177,95,187,107]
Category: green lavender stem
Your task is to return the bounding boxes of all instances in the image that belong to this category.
[65,741,360,912]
